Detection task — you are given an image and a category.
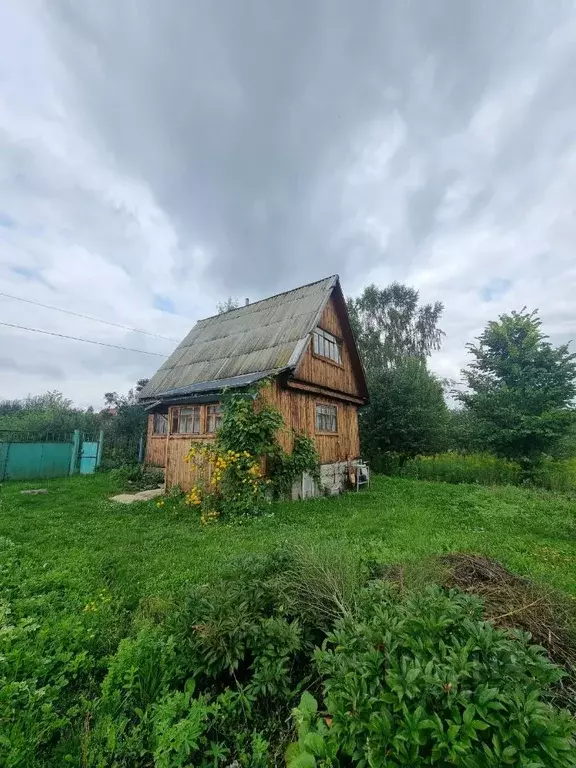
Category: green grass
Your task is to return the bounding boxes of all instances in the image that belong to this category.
[2,471,576,599]
[3,472,576,766]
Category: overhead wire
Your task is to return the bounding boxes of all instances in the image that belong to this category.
[0,290,180,342]
[0,321,170,357]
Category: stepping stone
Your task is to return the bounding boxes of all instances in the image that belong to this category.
[20,489,48,495]
[110,488,164,504]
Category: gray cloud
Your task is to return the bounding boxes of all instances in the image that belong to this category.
[0,1,575,405]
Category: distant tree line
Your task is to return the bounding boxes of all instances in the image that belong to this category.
[0,379,150,466]
[349,284,576,477]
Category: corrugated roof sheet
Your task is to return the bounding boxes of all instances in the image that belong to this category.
[156,370,278,399]
[139,275,338,401]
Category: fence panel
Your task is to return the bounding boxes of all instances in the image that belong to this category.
[0,429,103,481]
[1,441,74,480]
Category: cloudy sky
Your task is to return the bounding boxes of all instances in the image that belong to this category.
[1,1,575,407]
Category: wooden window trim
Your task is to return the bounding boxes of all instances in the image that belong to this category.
[315,402,339,435]
[171,405,202,436]
[311,350,344,369]
[312,327,343,366]
[206,403,223,435]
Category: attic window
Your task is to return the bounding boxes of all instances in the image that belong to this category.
[313,327,342,364]
[152,413,168,435]
[206,404,222,433]
[315,403,338,433]
[172,406,201,434]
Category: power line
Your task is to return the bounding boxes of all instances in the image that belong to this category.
[0,321,169,357]
[0,291,180,342]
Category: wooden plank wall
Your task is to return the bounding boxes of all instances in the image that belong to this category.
[261,381,360,464]
[295,297,361,397]
[165,434,213,490]
[153,383,360,490]
[145,415,168,467]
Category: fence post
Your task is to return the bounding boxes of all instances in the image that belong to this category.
[96,430,104,469]
[138,434,144,463]
[69,430,80,476]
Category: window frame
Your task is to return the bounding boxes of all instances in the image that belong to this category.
[315,403,338,434]
[152,412,168,435]
[206,403,223,434]
[171,405,202,435]
[312,327,342,365]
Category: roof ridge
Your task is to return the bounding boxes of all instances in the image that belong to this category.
[197,274,338,323]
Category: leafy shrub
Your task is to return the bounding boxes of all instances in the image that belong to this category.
[287,585,576,767]
[109,464,165,491]
[0,540,126,768]
[88,627,181,766]
[168,552,311,700]
[152,683,270,767]
[183,385,320,522]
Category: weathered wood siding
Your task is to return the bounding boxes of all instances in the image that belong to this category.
[165,435,213,490]
[145,414,168,467]
[261,381,360,464]
[157,383,360,490]
[294,296,361,397]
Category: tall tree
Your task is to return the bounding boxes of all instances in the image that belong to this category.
[347,283,444,371]
[457,309,576,469]
[361,359,448,464]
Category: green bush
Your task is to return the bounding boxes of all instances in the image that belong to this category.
[108,464,165,491]
[287,585,576,767]
[4,535,576,768]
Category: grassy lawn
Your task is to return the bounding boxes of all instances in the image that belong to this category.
[2,471,576,599]
[4,472,576,766]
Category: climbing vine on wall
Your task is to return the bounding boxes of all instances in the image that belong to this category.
[184,382,320,522]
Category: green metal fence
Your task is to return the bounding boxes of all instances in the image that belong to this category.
[0,429,103,481]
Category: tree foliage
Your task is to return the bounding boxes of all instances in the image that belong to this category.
[347,282,444,371]
[0,390,99,436]
[361,359,448,464]
[348,283,446,462]
[100,379,150,465]
[457,309,576,467]
[216,296,240,314]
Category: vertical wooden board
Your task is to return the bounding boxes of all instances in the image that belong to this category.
[163,380,361,490]
[146,416,168,467]
[165,435,215,490]
[267,383,361,464]
[294,295,361,397]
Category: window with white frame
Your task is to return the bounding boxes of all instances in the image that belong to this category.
[315,403,338,433]
[152,412,168,435]
[313,327,342,363]
[206,404,223,433]
[172,406,201,434]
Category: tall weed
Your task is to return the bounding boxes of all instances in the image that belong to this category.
[376,452,576,491]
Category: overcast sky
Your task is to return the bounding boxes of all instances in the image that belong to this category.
[1,1,575,408]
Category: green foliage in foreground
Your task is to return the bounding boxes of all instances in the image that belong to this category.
[3,538,575,767]
[289,586,575,767]
[2,474,576,764]
[377,452,576,493]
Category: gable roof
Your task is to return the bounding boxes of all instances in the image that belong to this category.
[139,275,350,401]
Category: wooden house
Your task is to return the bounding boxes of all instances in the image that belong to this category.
[138,275,369,496]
